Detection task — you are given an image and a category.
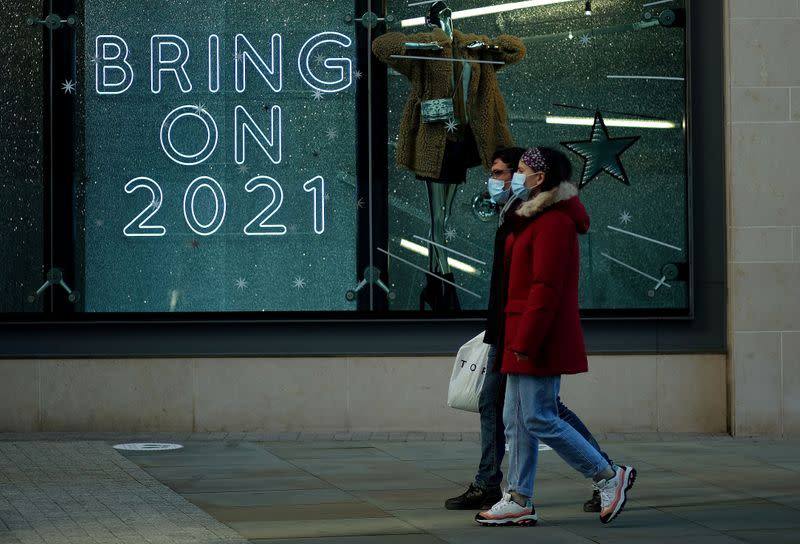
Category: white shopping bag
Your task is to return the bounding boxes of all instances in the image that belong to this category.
[447,331,490,412]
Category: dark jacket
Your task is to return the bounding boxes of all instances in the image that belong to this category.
[499,182,591,377]
[484,197,520,371]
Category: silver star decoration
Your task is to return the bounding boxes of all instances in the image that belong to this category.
[326,128,338,140]
[445,118,459,133]
[312,89,323,101]
[292,276,307,289]
[445,227,457,242]
[235,278,248,290]
[324,192,331,201]
[355,70,364,80]
[234,52,244,62]
[237,164,250,175]
[579,34,592,46]
[619,210,633,225]
[357,197,366,209]
[194,102,207,114]
[88,54,100,64]
[61,80,76,94]
[315,52,326,65]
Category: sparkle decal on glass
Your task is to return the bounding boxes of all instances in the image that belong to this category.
[292,276,307,289]
[606,74,684,81]
[445,118,459,133]
[61,80,76,94]
[412,235,487,266]
[376,248,481,299]
[607,225,682,252]
[619,210,633,225]
[235,277,248,290]
[561,111,640,189]
[601,252,672,290]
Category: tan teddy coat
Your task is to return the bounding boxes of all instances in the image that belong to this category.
[372,28,526,179]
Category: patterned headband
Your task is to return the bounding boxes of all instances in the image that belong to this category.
[521,147,549,172]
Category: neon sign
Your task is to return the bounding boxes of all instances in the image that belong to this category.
[92,31,353,239]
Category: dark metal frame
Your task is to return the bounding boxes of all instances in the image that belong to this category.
[0,0,725,357]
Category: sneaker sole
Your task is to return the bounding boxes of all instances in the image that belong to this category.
[475,513,538,527]
[600,467,637,524]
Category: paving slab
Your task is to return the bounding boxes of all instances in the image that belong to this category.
[0,441,247,544]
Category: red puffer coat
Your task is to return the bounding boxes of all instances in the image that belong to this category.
[500,182,590,376]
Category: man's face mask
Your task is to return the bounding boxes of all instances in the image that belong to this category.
[487,178,510,204]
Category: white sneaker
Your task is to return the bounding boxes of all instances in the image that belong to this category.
[475,492,538,526]
[596,464,637,524]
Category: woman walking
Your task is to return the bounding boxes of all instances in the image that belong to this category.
[475,147,636,527]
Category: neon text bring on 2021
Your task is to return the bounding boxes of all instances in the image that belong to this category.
[93,32,351,238]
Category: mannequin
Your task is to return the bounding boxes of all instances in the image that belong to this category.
[373,1,525,310]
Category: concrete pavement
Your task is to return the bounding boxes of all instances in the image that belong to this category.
[2,433,799,543]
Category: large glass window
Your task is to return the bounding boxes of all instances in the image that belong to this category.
[382,0,689,314]
[1,1,45,313]
[2,0,690,317]
[80,0,358,311]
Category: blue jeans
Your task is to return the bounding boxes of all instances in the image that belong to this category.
[504,374,611,498]
[475,346,506,489]
[475,346,611,490]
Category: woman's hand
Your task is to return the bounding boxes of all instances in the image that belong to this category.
[514,351,529,361]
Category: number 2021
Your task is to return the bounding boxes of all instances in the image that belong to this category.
[122,175,325,237]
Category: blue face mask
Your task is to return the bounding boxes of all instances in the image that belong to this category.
[511,172,534,200]
[487,178,510,204]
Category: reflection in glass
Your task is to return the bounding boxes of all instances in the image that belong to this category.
[383,0,689,313]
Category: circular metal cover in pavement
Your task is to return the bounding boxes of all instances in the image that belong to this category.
[112,443,184,451]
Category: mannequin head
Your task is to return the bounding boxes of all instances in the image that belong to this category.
[426,1,453,38]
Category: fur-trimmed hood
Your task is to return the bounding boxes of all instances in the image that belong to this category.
[515,182,589,234]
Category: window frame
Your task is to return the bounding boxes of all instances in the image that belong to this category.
[0,0,725,357]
